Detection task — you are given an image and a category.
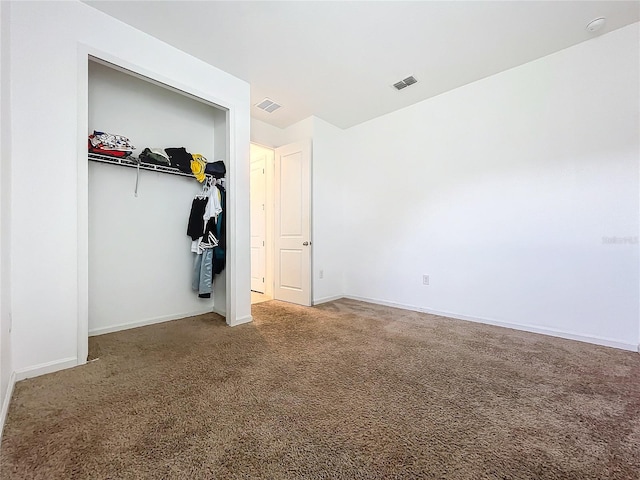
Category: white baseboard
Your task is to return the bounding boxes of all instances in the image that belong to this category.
[14,357,79,381]
[89,308,216,336]
[344,295,639,352]
[313,295,344,305]
[0,370,16,443]
[228,315,252,327]
[212,306,226,317]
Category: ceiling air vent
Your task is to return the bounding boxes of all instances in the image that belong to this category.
[255,98,282,113]
[393,76,418,91]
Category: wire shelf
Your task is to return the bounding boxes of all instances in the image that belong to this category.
[88,152,195,178]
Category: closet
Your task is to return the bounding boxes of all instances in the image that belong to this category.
[87,59,228,336]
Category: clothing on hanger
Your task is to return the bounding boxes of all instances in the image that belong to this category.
[212,184,226,275]
[187,198,208,241]
[192,248,213,298]
[189,172,225,298]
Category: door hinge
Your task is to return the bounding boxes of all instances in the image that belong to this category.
[262,240,265,246]
[262,277,265,283]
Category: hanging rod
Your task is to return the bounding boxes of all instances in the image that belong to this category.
[88,152,194,178]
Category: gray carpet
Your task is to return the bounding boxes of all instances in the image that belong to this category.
[1,298,639,479]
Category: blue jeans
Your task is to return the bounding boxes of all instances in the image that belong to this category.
[192,249,213,297]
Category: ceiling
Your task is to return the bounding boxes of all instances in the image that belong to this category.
[86,1,640,130]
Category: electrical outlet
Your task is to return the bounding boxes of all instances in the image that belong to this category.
[319,269,324,279]
[422,274,429,286]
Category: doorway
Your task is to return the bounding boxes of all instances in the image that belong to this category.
[250,143,274,304]
[249,141,313,307]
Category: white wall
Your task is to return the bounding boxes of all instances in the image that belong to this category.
[310,118,346,303]
[211,106,229,315]
[251,118,284,148]
[88,164,217,334]
[212,109,229,313]
[250,116,316,148]
[213,107,228,162]
[9,0,250,377]
[281,117,314,146]
[0,0,14,429]
[89,61,221,157]
[87,61,225,334]
[341,23,640,350]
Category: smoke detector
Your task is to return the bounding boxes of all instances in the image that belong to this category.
[586,17,606,33]
[393,76,418,91]
[255,98,282,113]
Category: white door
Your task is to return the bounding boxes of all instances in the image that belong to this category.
[250,152,267,293]
[274,141,312,306]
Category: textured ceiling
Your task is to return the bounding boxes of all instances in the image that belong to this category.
[86,1,640,129]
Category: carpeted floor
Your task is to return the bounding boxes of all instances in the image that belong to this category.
[1,299,639,479]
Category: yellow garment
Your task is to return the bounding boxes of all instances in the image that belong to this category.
[190,154,207,183]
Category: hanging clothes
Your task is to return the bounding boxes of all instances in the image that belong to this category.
[190,182,221,254]
[187,197,208,241]
[192,248,214,298]
[213,184,226,275]
[189,176,222,298]
[200,217,219,250]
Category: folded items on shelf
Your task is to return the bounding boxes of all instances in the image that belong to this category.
[88,140,132,158]
[165,147,193,174]
[205,160,226,179]
[88,130,135,157]
[139,147,171,166]
[191,154,207,183]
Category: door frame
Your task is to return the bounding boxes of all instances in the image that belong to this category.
[250,140,314,305]
[250,143,275,298]
[77,45,248,366]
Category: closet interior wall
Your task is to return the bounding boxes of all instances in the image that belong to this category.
[88,60,227,335]
[212,107,228,313]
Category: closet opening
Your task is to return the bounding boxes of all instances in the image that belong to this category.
[86,57,230,343]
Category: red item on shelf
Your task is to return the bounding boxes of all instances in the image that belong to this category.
[88,141,130,158]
